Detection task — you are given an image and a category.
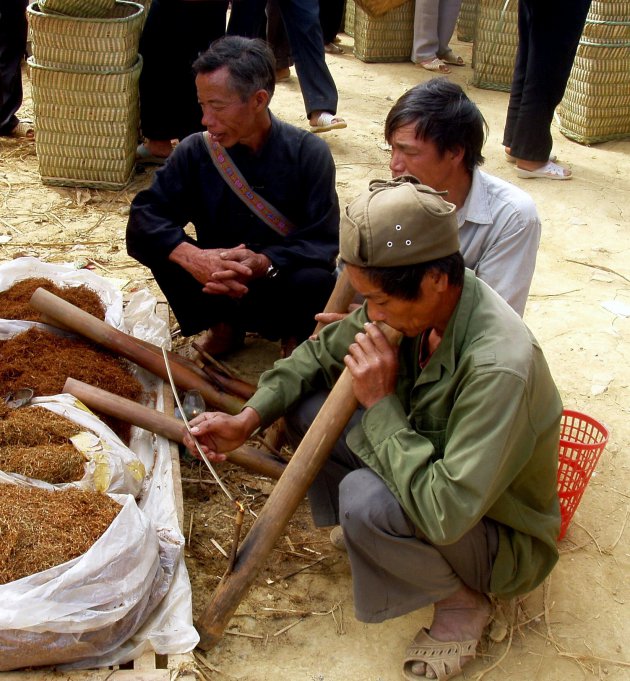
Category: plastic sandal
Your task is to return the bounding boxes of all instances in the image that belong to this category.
[419,58,451,74]
[309,112,347,134]
[403,628,478,681]
[437,50,465,66]
[515,160,572,180]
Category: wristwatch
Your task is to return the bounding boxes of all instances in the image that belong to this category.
[266,263,279,279]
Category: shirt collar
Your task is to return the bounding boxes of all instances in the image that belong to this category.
[456,167,492,228]
[415,269,477,383]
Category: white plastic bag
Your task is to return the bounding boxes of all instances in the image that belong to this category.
[0,395,146,498]
[0,493,183,671]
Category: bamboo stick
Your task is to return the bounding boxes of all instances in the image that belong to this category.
[62,377,286,480]
[312,267,357,336]
[29,287,244,415]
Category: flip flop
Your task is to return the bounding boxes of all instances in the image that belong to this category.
[4,120,34,139]
[505,150,557,164]
[136,142,168,165]
[419,58,451,74]
[516,160,572,180]
[437,50,465,66]
[309,112,347,133]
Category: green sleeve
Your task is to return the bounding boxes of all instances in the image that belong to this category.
[348,368,543,544]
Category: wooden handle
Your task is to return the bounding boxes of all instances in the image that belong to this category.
[29,287,245,415]
[312,267,357,336]
[195,323,402,649]
[63,377,286,480]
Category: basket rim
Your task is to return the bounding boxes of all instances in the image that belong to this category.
[28,0,144,22]
[27,54,142,76]
[560,409,610,441]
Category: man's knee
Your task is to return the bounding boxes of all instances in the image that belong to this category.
[339,469,414,539]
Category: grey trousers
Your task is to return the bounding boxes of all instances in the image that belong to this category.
[286,391,499,623]
[411,0,463,63]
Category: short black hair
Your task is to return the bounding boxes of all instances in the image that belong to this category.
[345,252,465,300]
[193,35,275,102]
[384,79,488,173]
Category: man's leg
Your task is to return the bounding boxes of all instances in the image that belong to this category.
[506,0,591,165]
[277,0,339,119]
[0,0,28,135]
[340,468,496,679]
[285,390,367,527]
[242,267,336,344]
[149,258,238,337]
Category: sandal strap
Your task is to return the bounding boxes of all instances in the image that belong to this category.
[402,628,478,681]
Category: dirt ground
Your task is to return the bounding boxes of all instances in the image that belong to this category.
[1,30,630,681]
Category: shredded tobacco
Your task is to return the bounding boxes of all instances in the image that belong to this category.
[0,328,143,442]
[0,485,121,584]
[0,277,106,322]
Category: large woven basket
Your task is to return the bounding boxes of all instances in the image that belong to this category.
[38,0,117,18]
[28,1,144,73]
[28,56,141,189]
[471,0,518,91]
[557,3,630,144]
[345,0,356,37]
[456,0,478,43]
[354,0,414,63]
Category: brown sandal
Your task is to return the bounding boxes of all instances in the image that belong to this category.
[402,627,478,681]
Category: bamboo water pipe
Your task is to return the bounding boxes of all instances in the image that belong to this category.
[195,323,402,649]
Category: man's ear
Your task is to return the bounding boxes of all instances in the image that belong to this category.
[429,270,450,292]
[450,145,466,166]
[252,89,270,112]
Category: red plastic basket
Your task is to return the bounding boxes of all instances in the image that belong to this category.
[557,410,609,540]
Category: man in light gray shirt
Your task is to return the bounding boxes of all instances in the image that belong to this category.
[384,78,540,317]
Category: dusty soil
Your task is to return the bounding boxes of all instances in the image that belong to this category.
[1,31,629,681]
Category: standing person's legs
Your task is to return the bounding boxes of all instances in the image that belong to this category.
[502,0,530,153]
[0,0,28,135]
[266,0,293,78]
[277,0,343,126]
[412,0,443,68]
[227,0,267,38]
[504,0,591,175]
[139,0,228,159]
[436,0,464,64]
[320,0,345,48]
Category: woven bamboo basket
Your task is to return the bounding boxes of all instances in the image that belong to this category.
[471,0,518,91]
[28,1,144,73]
[28,56,141,189]
[557,6,630,145]
[456,0,477,42]
[39,0,117,18]
[353,0,414,63]
[345,0,356,36]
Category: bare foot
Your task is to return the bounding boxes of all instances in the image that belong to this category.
[143,139,173,158]
[410,585,491,679]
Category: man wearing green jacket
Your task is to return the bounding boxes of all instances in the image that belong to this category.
[185,176,562,681]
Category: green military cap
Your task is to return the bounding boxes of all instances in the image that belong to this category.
[339,175,460,267]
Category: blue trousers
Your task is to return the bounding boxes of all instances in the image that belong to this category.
[0,0,28,134]
[228,0,338,117]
